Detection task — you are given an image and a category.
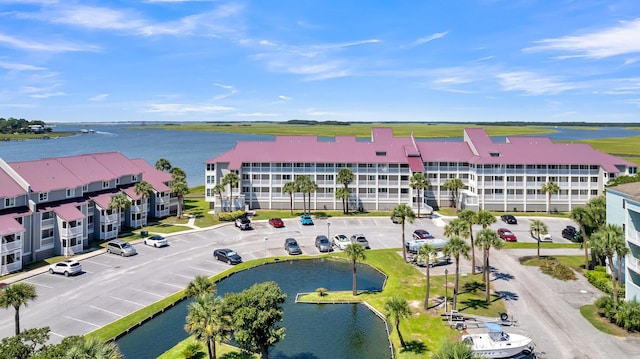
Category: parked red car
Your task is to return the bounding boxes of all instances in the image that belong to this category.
[269,217,285,228]
[497,228,517,242]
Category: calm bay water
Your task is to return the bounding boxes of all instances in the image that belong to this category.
[0,124,637,187]
[116,259,390,359]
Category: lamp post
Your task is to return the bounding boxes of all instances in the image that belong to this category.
[327,222,331,239]
[264,236,268,259]
[444,269,449,313]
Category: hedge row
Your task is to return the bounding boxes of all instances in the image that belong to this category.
[584,266,625,299]
[595,296,640,332]
[218,210,247,222]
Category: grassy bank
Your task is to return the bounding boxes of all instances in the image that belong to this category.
[0,131,75,141]
[135,122,555,138]
[568,136,640,157]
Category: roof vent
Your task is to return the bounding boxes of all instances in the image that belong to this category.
[376,151,387,156]
[489,152,500,157]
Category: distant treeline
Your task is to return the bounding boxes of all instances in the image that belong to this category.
[0,118,51,134]
[285,120,351,126]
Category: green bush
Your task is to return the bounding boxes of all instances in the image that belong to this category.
[584,270,625,298]
[218,210,247,222]
[539,260,576,280]
[316,287,328,297]
[595,295,618,319]
[614,300,640,331]
[181,342,202,359]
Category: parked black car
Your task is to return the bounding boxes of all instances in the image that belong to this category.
[213,248,243,264]
[500,214,517,224]
[562,226,583,242]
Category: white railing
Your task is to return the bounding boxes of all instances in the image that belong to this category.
[41,218,54,227]
[60,226,83,238]
[0,261,21,274]
[101,214,118,223]
[1,240,22,252]
[627,256,640,274]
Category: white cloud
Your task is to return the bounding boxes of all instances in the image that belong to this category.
[89,94,109,101]
[144,103,234,114]
[0,33,98,52]
[413,31,448,46]
[213,83,237,100]
[496,71,576,95]
[0,61,45,71]
[526,18,640,58]
[278,95,291,101]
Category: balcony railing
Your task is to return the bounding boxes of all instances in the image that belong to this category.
[100,214,118,223]
[627,256,640,274]
[0,261,21,275]
[41,218,54,227]
[1,240,22,252]
[60,226,83,238]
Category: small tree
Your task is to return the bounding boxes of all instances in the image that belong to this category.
[0,282,38,335]
[185,295,230,359]
[442,178,464,209]
[530,219,549,258]
[458,209,478,275]
[390,204,416,262]
[541,180,560,214]
[591,224,626,303]
[384,296,411,348]
[475,228,503,304]
[417,243,436,310]
[432,340,482,359]
[221,172,240,211]
[409,172,429,217]
[224,281,286,359]
[155,158,172,172]
[335,187,350,214]
[282,181,297,215]
[213,184,225,216]
[170,174,189,219]
[571,206,591,269]
[134,180,153,226]
[186,275,216,298]
[65,337,123,359]
[109,192,130,240]
[443,236,470,311]
[344,243,366,296]
[336,168,355,214]
[474,210,496,276]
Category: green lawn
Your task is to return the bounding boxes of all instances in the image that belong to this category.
[135,122,555,138]
[503,242,581,250]
[0,131,75,140]
[580,304,632,337]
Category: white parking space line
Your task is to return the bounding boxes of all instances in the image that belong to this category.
[24,281,54,289]
[50,331,65,338]
[64,316,100,328]
[89,305,123,318]
[137,289,164,298]
[152,280,184,289]
[174,273,196,280]
[82,259,112,267]
[188,265,213,273]
[110,296,145,307]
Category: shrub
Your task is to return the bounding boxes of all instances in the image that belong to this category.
[181,342,202,359]
[595,295,617,320]
[584,270,625,298]
[218,210,247,222]
[316,287,327,297]
[539,260,576,280]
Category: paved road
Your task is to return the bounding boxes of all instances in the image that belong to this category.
[1,215,637,359]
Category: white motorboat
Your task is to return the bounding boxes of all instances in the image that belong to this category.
[462,323,534,358]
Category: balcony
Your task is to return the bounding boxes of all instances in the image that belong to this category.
[41,218,54,227]
[60,226,83,238]
[627,256,640,275]
[627,230,640,247]
[101,213,118,223]
[1,239,22,252]
[0,261,21,275]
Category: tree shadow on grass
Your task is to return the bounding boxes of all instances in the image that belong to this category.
[400,340,427,354]
[461,281,484,293]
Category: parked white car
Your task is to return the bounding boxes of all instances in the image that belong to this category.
[333,234,351,250]
[49,260,82,277]
[144,235,168,247]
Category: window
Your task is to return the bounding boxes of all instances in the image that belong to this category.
[66,188,75,198]
[206,175,215,184]
[591,177,598,182]
[115,178,120,185]
[102,181,109,189]
[41,228,54,246]
[378,175,388,180]
[39,192,48,202]
[206,164,215,171]
[131,175,138,182]
[376,151,387,156]
[489,152,500,157]
[4,197,15,207]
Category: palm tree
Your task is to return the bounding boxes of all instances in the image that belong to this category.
[475,228,503,304]
[444,218,470,239]
[337,168,355,214]
[109,192,130,240]
[443,236,470,311]
[294,176,308,214]
[390,204,416,262]
[541,180,560,214]
[409,172,429,218]
[432,340,482,359]
[170,175,189,219]
[221,172,240,211]
[384,296,411,348]
[417,243,436,310]
[0,282,38,335]
[571,206,591,270]
[186,275,216,298]
[134,180,153,226]
[335,187,350,214]
[591,224,626,302]
[442,178,464,209]
[170,167,187,179]
[155,158,172,172]
[213,184,225,215]
[344,243,366,296]
[458,210,478,275]
[185,295,230,359]
[530,219,549,258]
[282,181,297,215]
[474,210,496,275]
[586,196,607,268]
[301,177,318,214]
[65,337,123,359]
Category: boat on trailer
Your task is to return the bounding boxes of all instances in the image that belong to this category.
[462,322,534,358]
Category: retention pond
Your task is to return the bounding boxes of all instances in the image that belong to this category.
[116,258,391,359]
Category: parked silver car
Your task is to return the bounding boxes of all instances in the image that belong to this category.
[49,260,82,276]
[350,234,370,249]
[315,235,333,252]
[106,239,137,256]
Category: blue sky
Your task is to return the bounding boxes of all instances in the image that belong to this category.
[1,0,639,123]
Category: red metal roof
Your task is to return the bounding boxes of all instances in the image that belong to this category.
[122,186,142,200]
[9,158,84,193]
[131,158,171,192]
[0,168,27,198]
[0,214,25,236]
[91,152,143,178]
[407,157,425,172]
[56,153,117,183]
[90,190,120,209]
[47,203,86,222]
